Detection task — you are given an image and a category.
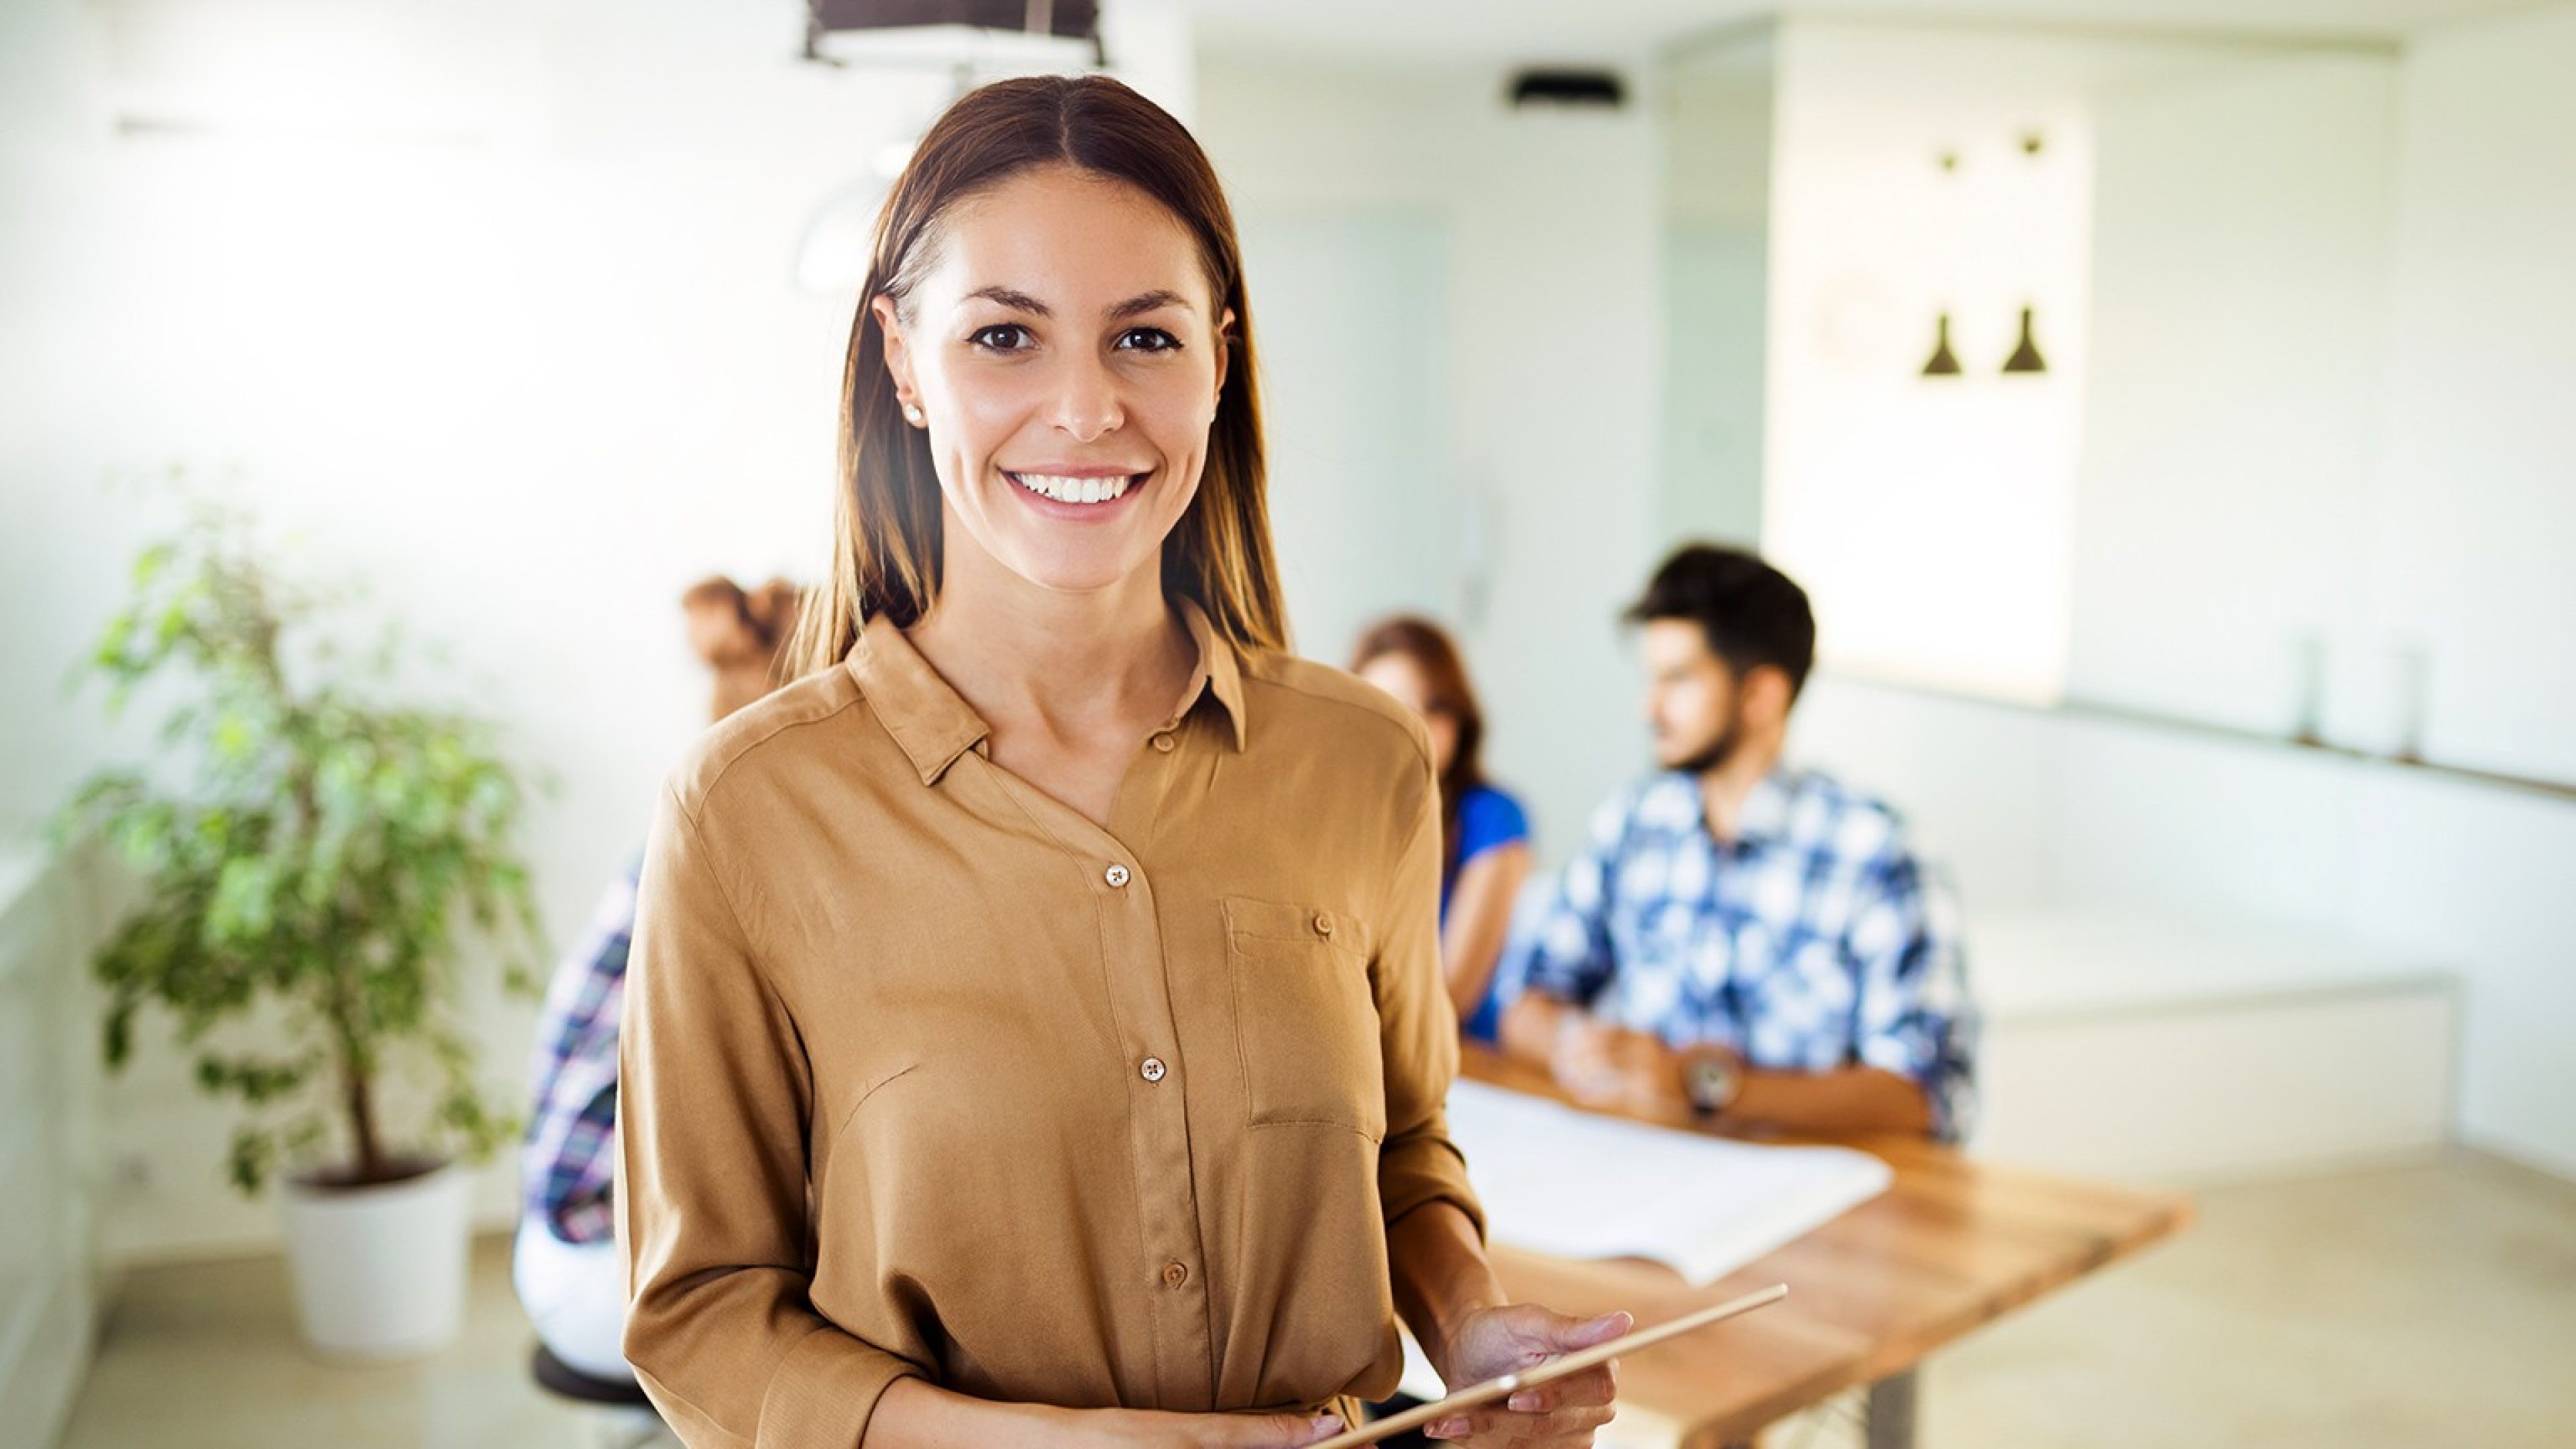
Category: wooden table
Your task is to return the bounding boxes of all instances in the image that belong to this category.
[1458,1046,2194,1448]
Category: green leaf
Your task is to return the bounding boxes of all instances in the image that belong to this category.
[213,711,253,759]
[226,1126,274,1197]
[102,1003,133,1069]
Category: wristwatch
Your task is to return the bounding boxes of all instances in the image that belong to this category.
[1682,1051,1742,1120]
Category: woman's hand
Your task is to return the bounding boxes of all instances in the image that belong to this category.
[1038,1404,1348,1448]
[1424,1303,1631,1445]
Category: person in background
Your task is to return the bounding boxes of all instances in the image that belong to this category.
[1352,616,1532,1042]
[513,574,801,1387]
[1498,544,1976,1140]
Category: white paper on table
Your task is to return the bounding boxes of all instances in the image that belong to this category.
[1393,1079,1893,1402]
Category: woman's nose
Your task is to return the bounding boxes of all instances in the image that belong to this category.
[1050,354,1124,442]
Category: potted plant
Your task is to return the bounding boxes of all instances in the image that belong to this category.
[58,493,545,1361]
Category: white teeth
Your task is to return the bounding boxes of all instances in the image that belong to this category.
[1012,472,1136,504]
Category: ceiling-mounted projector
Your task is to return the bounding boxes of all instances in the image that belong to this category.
[806,1,1098,42]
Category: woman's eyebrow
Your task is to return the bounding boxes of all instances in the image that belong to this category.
[965,285,1051,315]
[1108,289,1191,319]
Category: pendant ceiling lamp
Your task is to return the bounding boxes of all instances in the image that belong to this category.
[2001,131,2050,376]
[2001,306,2048,374]
[1922,149,1965,378]
[1922,315,1963,376]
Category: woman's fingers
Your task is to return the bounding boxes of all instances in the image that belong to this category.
[1501,1358,1620,1413]
[1422,1397,1617,1442]
[1270,1411,1346,1446]
[1549,1312,1632,1352]
[1421,1360,1621,1444]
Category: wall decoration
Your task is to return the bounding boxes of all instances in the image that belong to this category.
[1922,313,1964,375]
[2002,305,2049,374]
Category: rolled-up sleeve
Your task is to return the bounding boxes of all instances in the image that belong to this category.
[617,781,923,1447]
[1370,751,1485,1239]
[1845,852,1977,1142]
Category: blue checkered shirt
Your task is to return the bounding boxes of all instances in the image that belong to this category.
[521,857,638,1245]
[1501,767,1976,1138]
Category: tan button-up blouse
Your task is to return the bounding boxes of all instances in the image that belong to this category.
[616,602,1483,1448]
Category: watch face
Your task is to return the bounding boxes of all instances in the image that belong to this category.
[1686,1056,1736,1112]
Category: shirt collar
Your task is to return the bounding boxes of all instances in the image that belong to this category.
[1172,597,1250,753]
[1732,767,1797,847]
[847,597,1248,788]
[1640,765,1797,851]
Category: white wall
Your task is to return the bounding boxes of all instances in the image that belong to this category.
[2357,0,2576,1172]
[1195,58,1666,865]
[2069,50,2400,741]
[1236,211,1450,657]
[2369,2,2576,785]
[1,0,1191,1263]
[1660,31,1773,549]
[0,845,105,1449]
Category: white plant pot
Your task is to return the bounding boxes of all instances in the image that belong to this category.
[279,1158,472,1362]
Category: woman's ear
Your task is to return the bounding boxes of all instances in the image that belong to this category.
[871,293,917,406]
[1213,305,1235,402]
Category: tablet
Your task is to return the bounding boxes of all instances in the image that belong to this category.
[1307,1283,1789,1449]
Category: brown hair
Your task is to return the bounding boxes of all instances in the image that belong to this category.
[791,74,1287,675]
[684,575,804,722]
[1350,615,1491,879]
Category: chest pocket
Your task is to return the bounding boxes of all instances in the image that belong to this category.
[1224,896,1385,1141]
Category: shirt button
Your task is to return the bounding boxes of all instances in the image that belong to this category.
[1105,864,1131,888]
[1140,1057,1167,1083]
[1161,1261,1189,1288]
[1150,732,1176,753]
[1313,911,1336,937]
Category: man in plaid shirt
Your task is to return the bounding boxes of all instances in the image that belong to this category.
[514,577,802,1386]
[1497,545,1976,1139]
[514,862,640,1382]
[523,863,635,1248]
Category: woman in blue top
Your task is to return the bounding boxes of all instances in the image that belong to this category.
[1352,616,1532,1042]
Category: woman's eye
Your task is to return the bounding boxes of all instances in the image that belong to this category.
[970,324,1034,352]
[1114,327,1181,353]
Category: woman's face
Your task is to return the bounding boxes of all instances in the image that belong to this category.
[1357,652,1460,775]
[875,164,1231,600]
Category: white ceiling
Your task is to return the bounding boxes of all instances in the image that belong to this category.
[1181,0,2547,66]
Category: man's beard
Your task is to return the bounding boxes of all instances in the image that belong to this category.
[1669,706,1748,777]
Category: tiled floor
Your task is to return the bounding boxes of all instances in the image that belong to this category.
[59,1234,614,1449]
[56,1148,2576,1448]
[1916,1148,2576,1449]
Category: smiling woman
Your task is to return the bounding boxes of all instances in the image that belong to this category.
[791,76,1285,665]
[871,170,1224,598]
[614,74,1629,1449]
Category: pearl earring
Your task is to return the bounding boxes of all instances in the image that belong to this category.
[903,404,924,426]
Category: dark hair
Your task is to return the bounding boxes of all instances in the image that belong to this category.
[792,74,1287,674]
[1625,544,1816,699]
[1350,615,1489,880]
[683,575,805,722]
